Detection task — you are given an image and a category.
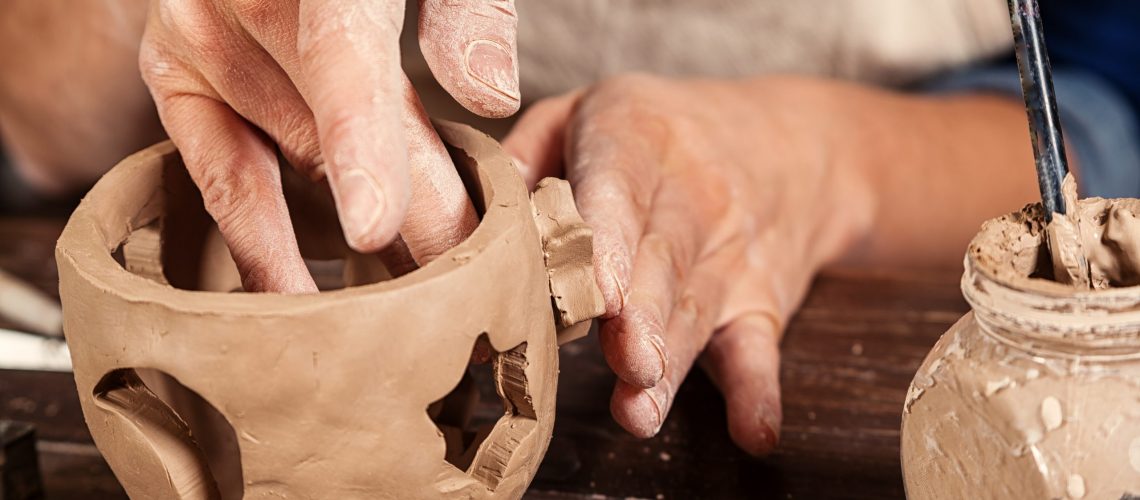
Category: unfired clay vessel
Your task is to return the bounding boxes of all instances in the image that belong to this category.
[902,202,1140,499]
[55,121,604,499]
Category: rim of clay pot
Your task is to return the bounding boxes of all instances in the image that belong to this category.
[55,121,528,316]
[964,203,1140,359]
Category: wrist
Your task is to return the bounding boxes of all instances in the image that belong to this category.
[823,86,1040,268]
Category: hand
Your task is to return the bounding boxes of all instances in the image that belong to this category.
[138,0,520,292]
[503,75,877,455]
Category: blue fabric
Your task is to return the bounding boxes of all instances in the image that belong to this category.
[921,1,1140,199]
[924,66,1140,199]
[1040,0,1140,112]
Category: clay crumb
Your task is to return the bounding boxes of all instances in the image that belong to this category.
[1025,428,1042,445]
[1041,396,1063,431]
[1067,473,1085,499]
[1026,368,1040,380]
[984,377,1013,397]
[658,451,671,462]
[850,342,863,356]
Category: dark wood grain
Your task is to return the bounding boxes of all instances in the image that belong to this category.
[0,216,968,499]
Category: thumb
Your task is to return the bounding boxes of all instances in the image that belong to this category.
[419,0,520,118]
[297,0,408,253]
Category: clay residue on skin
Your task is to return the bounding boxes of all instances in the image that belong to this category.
[971,173,1140,292]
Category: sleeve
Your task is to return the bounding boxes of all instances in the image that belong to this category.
[919,64,1140,199]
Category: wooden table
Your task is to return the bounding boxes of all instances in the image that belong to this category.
[0,217,969,499]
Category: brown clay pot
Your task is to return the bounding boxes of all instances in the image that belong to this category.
[56,121,603,499]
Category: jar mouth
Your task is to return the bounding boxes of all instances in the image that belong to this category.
[964,201,1140,358]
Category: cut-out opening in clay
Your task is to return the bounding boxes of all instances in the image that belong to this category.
[93,368,243,499]
[429,335,499,472]
[428,335,538,489]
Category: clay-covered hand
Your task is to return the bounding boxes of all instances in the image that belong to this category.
[503,75,875,455]
[139,0,519,292]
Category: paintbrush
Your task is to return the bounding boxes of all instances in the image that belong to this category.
[1006,0,1090,286]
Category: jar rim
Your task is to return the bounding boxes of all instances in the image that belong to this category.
[964,202,1140,357]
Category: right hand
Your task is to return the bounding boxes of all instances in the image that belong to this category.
[139,0,520,293]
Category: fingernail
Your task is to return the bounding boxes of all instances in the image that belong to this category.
[757,417,780,452]
[758,403,782,451]
[648,334,668,383]
[334,169,385,249]
[604,253,629,316]
[465,40,519,101]
[645,381,672,434]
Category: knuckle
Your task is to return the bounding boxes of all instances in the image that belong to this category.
[316,109,364,153]
[490,0,518,19]
[137,44,178,89]
[298,3,401,59]
[193,161,273,231]
[456,0,518,24]
[484,0,518,24]
[619,305,666,340]
[276,114,323,173]
[195,165,244,224]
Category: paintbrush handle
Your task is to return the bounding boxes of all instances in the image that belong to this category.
[1007,0,1070,220]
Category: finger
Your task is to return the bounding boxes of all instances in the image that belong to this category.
[156,93,317,294]
[700,314,783,456]
[610,265,725,438]
[565,126,662,318]
[501,90,584,189]
[599,235,676,389]
[297,0,408,252]
[375,234,419,278]
[600,177,708,387]
[398,77,479,264]
[419,0,519,118]
[147,1,323,178]
[184,32,322,179]
[609,378,673,440]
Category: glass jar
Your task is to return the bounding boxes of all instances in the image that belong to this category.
[901,205,1140,499]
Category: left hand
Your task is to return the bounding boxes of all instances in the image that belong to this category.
[503,74,877,455]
